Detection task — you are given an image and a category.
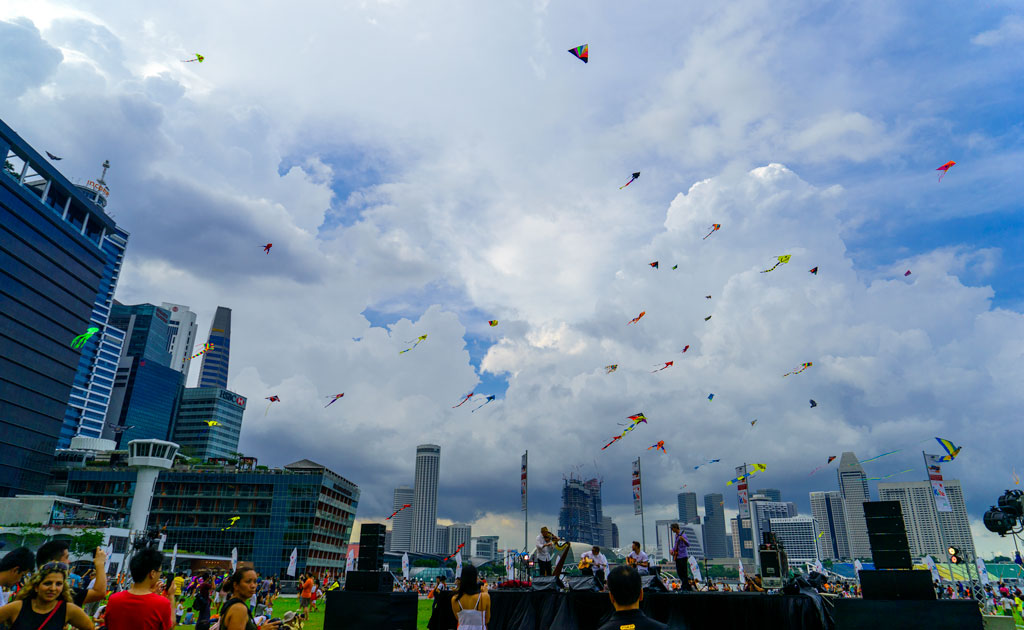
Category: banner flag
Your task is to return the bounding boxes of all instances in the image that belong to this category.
[632,458,643,515]
[521,452,528,511]
[287,548,298,577]
[925,455,953,513]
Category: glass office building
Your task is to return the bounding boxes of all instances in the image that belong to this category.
[173,387,246,460]
[63,458,359,577]
[0,117,121,496]
[198,307,231,389]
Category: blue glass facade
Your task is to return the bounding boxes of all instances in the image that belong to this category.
[198,307,231,389]
[0,117,119,496]
[65,460,359,577]
[59,225,130,447]
[173,387,246,460]
[108,304,173,367]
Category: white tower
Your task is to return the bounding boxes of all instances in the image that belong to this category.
[411,444,440,554]
[127,439,178,534]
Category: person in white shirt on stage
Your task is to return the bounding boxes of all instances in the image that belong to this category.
[579,546,609,589]
[626,542,650,575]
[535,527,556,577]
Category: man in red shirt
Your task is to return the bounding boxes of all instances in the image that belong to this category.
[105,547,177,630]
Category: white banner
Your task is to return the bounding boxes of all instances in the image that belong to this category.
[736,466,750,519]
[928,465,952,513]
[689,556,702,584]
[103,544,112,573]
[346,548,355,572]
[854,559,863,577]
[231,548,238,572]
[632,458,643,516]
[738,559,746,589]
[505,551,514,582]
[924,555,940,581]
[455,551,463,578]
[814,559,824,574]
[402,552,410,580]
[170,544,178,572]
[976,557,990,585]
[521,452,528,512]
[287,548,297,577]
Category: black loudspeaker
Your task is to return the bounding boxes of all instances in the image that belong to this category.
[758,549,789,588]
[863,501,902,519]
[344,570,394,593]
[834,599,982,630]
[325,591,417,630]
[864,501,911,570]
[566,576,601,591]
[858,570,935,601]
[870,550,913,570]
[641,574,668,592]
[358,523,386,572]
[531,576,564,591]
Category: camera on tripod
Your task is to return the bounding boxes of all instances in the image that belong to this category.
[131,526,164,551]
[983,490,1024,536]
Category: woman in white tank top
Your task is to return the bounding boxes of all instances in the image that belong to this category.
[449,565,489,630]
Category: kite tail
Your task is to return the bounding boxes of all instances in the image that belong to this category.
[619,179,635,190]
[265,402,272,416]
[761,262,781,273]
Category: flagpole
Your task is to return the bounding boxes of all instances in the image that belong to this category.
[923,451,955,584]
[639,457,647,553]
[523,450,528,557]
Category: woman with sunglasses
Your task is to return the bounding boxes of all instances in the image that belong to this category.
[0,562,94,629]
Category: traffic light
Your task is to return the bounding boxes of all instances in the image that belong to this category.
[948,546,962,564]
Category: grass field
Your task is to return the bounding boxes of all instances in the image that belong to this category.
[173,595,435,630]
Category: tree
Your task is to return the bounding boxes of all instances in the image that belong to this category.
[70,530,106,556]
[413,559,439,568]
[992,555,1012,563]
[822,559,833,568]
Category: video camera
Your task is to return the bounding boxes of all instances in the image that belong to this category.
[131,526,164,551]
[983,489,1024,536]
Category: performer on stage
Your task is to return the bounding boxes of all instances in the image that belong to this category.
[669,523,691,591]
[535,527,555,577]
[626,541,650,575]
[579,546,609,589]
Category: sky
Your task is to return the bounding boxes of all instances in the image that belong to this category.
[2,1,1023,559]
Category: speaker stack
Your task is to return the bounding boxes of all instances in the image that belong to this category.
[357,522,387,572]
[863,501,911,570]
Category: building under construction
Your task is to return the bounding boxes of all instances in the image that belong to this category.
[558,475,605,546]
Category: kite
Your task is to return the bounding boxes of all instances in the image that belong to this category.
[452,392,475,408]
[471,394,496,412]
[750,419,758,427]
[904,270,912,277]
[651,361,674,373]
[936,160,955,182]
[45,151,62,161]
[818,531,825,539]
[694,459,721,470]
[262,243,272,254]
[671,265,678,270]
[809,399,818,408]
[628,311,646,325]
[264,395,280,415]
[70,327,99,349]
[809,267,818,275]
[703,224,721,240]
[707,393,714,401]
[649,261,659,269]
[859,449,901,465]
[387,504,412,520]
[488,320,499,327]
[681,345,689,353]
[867,469,914,481]
[783,362,813,377]
[568,44,588,63]
[182,53,205,63]
[325,393,345,408]
[110,425,135,434]
[626,412,648,425]
[935,437,962,462]
[205,420,220,427]
[704,315,712,321]
[605,364,618,374]
[727,463,766,485]
[761,255,791,273]
[706,295,712,299]
[647,441,666,453]
[443,543,466,563]
[187,342,214,361]
[1014,467,1020,486]
[620,172,641,189]
[601,435,623,450]
[809,456,837,475]
[220,516,240,531]
[399,334,428,354]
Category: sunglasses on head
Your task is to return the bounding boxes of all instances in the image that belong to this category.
[39,562,69,573]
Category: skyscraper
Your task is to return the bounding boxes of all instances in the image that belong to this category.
[412,444,440,553]
[558,476,604,545]
[390,486,415,552]
[600,516,613,549]
[750,497,797,550]
[198,307,231,389]
[878,480,975,560]
[677,492,698,524]
[435,526,449,556]
[769,516,821,563]
[172,387,247,460]
[703,493,728,558]
[837,452,872,558]
[448,523,472,555]
[810,491,851,560]
[161,303,198,380]
[611,523,619,548]
[755,488,782,503]
[1,119,123,496]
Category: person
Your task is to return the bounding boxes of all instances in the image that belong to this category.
[535,528,555,577]
[579,546,609,589]
[34,541,107,606]
[669,524,691,591]
[596,565,667,630]
[745,574,766,592]
[450,564,489,630]
[173,573,185,599]
[627,541,650,575]
[0,561,94,630]
[0,547,34,607]
[299,573,314,614]
[176,601,184,625]
[193,573,213,630]
[104,547,176,630]
[220,567,280,630]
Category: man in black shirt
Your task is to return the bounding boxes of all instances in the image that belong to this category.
[597,565,667,630]
[35,540,107,606]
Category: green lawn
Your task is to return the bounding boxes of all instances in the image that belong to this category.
[173,595,434,630]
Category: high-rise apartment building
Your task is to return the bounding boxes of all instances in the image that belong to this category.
[731,519,742,558]
[810,491,851,560]
[756,488,783,503]
[837,452,872,559]
[600,516,613,549]
[1,119,124,496]
[878,480,975,561]
[703,493,728,558]
[611,523,619,548]
[750,497,797,549]
[769,516,821,563]
[172,388,246,460]
[161,303,198,380]
[390,486,414,552]
[435,525,449,556]
[558,476,604,545]
[198,307,231,389]
[412,444,440,553]
[677,492,698,524]
[473,535,499,561]
[448,523,472,556]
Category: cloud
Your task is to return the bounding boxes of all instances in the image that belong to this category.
[0,18,63,101]
[972,15,1024,47]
